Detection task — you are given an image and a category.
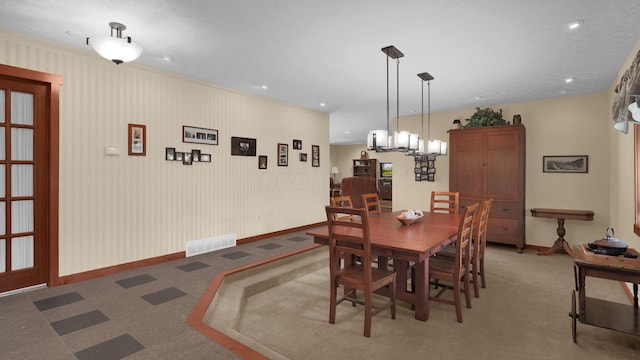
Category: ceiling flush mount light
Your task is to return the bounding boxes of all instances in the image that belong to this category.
[565,78,574,84]
[86,22,143,64]
[568,20,584,30]
[367,45,419,152]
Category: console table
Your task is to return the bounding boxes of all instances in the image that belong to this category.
[530,208,594,256]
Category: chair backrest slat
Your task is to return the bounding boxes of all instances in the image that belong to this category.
[361,192,382,217]
[431,191,460,214]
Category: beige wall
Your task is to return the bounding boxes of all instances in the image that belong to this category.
[608,39,640,251]
[1,31,329,276]
[333,92,613,249]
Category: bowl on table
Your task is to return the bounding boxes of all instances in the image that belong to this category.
[397,210,424,226]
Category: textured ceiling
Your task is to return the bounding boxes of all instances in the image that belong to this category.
[1,0,639,144]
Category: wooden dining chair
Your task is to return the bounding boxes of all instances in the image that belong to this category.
[361,192,382,217]
[330,195,355,221]
[435,198,492,297]
[476,198,493,290]
[430,191,460,214]
[429,202,478,322]
[325,206,397,337]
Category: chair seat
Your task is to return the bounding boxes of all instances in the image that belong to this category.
[337,265,396,288]
[429,256,468,278]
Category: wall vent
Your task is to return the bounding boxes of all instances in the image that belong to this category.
[186,233,237,257]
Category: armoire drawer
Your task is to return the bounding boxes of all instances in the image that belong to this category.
[487,217,524,248]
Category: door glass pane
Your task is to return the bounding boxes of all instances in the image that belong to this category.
[11,91,33,125]
[0,202,5,235]
[0,239,5,272]
[11,236,34,270]
[11,128,33,161]
[0,127,5,160]
[0,165,4,197]
[11,165,32,197]
[11,200,33,233]
[0,89,4,123]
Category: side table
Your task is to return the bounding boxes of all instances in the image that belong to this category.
[530,208,594,256]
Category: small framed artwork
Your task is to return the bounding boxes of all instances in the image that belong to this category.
[192,149,201,162]
[183,152,193,165]
[278,143,288,166]
[259,155,268,169]
[543,155,588,173]
[175,152,184,161]
[200,154,211,162]
[128,123,146,156]
[293,139,302,150]
[231,137,257,156]
[300,153,307,162]
[311,145,320,167]
[165,147,175,161]
[183,125,218,145]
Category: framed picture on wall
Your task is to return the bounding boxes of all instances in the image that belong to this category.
[128,123,146,156]
[192,149,201,162]
[183,125,218,145]
[231,137,257,156]
[300,153,307,162]
[183,151,193,165]
[293,139,302,150]
[259,155,267,169]
[542,155,588,173]
[165,147,175,161]
[200,154,211,162]
[311,145,320,167]
[175,152,184,161]
[278,143,288,166]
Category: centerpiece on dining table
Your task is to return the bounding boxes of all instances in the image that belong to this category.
[397,209,424,226]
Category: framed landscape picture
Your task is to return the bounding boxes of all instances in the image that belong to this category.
[543,155,588,173]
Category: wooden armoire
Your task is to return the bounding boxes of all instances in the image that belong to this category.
[449,124,526,252]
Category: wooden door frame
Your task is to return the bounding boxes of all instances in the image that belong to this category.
[0,64,62,287]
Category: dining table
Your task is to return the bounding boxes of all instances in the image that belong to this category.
[306,210,460,321]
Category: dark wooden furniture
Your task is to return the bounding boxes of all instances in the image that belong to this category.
[530,208,594,256]
[308,210,459,321]
[329,177,341,197]
[449,125,526,252]
[430,191,460,214]
[362,193,382,217]
[429,203,477,322]
[378,178,392,200]
[340,177,377,209]
[353,159,377,178]
[325,206,396,338]
[570,243,640,342]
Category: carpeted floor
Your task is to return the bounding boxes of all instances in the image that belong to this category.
[204,244,640,360]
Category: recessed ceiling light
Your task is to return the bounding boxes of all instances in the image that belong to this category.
[320,103,326,107]
[565,78,574,84]
[475,96,484,101]
[261,85,268,89]
[345,130,351,134]
[568,20,584,30]
[162,55,173,62]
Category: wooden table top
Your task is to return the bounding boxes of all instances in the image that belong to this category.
[307,211,459,256]
[531,208,594,221]
[572,243,640,272]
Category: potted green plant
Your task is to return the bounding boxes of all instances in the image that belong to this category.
[461,107,509,128]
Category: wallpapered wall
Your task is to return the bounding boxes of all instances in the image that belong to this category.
[0,30,329,276]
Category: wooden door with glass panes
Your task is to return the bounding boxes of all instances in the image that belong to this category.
[0,78,49,293]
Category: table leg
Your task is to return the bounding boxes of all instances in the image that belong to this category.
[538,218,574,256]
[413,259,429,321]
[634,283,638,309]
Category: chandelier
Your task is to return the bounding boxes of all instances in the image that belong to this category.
[367,45,420,152]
